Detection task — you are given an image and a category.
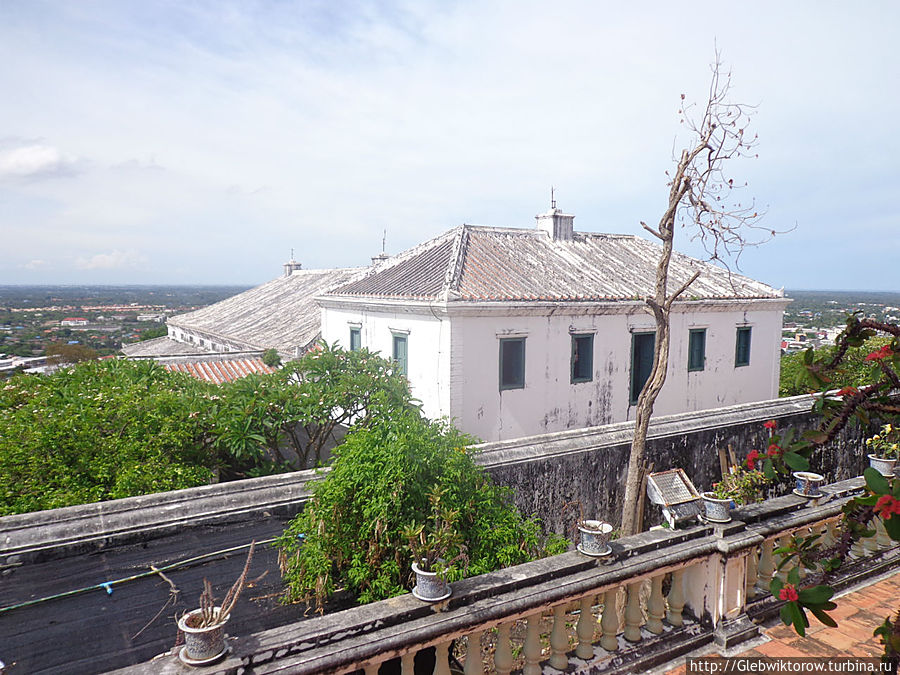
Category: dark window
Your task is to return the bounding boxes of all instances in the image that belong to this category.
[349,327,361,352]
[499,337,525,390]
[571,334,594,383]
[735,326,752,367]
[688,329,706,372]
[392,334,408,376]
[630,332,656,404]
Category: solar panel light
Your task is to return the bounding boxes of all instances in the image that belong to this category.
[646,469,702,529]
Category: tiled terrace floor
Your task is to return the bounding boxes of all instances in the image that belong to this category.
[662,569,900,673]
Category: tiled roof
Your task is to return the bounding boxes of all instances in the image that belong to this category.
[164,358,276,384]
[327,225,782,303]
[168,268,364,355]
[120,336,205,358]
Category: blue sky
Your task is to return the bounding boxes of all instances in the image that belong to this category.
[1,1,898,290]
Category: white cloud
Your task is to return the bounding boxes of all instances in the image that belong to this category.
[22,259,47,269]
[0,144,79,180]
[75,250,145,271]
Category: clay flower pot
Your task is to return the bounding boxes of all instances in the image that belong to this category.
[792,471,825,498]
[868,454,898,478]
[576,519,614,556]
[178,607,229,665]
[701,493,733,523]
[411,561,451,602]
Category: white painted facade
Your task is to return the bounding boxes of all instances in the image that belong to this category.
[318,296,788,442]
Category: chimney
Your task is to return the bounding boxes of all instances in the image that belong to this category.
[283,259,302,277]
[535,192,574,241]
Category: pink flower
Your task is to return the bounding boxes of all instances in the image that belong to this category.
[763,420,777,430]
[767,444,781,458]
[779,585,799,602]
[834,386,858,397]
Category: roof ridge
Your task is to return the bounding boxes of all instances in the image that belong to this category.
[442,225,470,300]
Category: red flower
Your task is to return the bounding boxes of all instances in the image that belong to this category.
[865,345,894,362]
[745,449,760,470]
[874,495,900,518]
[763,420,777,430]
[779,584,799,602]
[767,444,781,457]
[834,386,858,397]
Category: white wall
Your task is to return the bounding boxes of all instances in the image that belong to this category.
[320,298,786,443]
[450,301,785,442]
[319,303,452,421]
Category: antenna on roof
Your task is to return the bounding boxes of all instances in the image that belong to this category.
[382,229,386,253]
[290,247,294,261]
[550,186,556,209]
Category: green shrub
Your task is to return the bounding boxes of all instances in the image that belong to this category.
[277,410,567,610]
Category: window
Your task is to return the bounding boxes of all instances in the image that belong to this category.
[688,329,706,372]
[499,337,526,390]
[349,327,361,352]
[630,332,656,404]
[735,326,752,367]
[392,334,408,376]
[571,334,593,383]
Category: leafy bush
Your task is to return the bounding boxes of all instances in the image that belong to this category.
[261,348,281,367]
[277,410,567,610]
[0,360,216,515]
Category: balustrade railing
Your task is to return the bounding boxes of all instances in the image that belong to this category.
[113,476,900,675]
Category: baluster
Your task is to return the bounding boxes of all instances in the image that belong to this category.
[576,594,596,659]
[666,569,685,626]
[464,631,483,675]
[600,588,619,651]
[756,539,775,593]
[875,516,891,550]
[775,535,792,582]
[400,651,415,675]
[364,663,379,675]
[646,574,665,634]
[523,612,543,675]
[549,604,569,669]
[433,641,452,675]
[494,623,514,675]
[745,545,759,600]
[623,582,643,643]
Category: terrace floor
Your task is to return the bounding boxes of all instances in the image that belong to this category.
[661,569,900,673]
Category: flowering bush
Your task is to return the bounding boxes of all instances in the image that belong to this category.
[710,465,768,504]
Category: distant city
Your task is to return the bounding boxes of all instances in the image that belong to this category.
[1,286,898,367]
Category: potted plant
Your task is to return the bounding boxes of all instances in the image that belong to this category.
[177,541,255,665]
[404,487,468,602]
[866,423,900,477]
[701,465,768,523]
[792,471,826,498]
[563,501,614,556]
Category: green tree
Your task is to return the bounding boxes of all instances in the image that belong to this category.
[277,409,566,610]
[45,342,99,364]
[261,348,281,367]
[0,360,216,515]
[137,325,168,341]
[211,342,414,474]
[780,336,892,397]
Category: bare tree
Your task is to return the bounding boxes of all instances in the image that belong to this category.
[620,57,777,536]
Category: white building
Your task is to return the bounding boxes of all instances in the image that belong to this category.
[319,206,789,442]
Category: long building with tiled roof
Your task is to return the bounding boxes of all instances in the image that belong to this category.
[319,204,789,441]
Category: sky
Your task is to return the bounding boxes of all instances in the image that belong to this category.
[1,1,898,291]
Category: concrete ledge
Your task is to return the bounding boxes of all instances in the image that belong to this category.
[0,469,322,564]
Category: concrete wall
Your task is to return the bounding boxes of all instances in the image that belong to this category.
[476,396,872,534]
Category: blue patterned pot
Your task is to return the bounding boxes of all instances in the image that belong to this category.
[411,561,451,602]
[701,493,732,523]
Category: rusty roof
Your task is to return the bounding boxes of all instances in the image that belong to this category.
[164,357,276,384]
[328,225,782,303]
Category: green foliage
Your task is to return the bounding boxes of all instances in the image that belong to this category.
[770,567,837,637]
[710,466,768,505]
[866,423,900,459]
[45,342,99,364]
[261,348,281,368]
[137,325,168,341]
[780,336,892,397]
[211,342,414,474]
[277,410,567,610]
[0,360,216,515]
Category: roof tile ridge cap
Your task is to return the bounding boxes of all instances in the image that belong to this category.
[441,224,469,301]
